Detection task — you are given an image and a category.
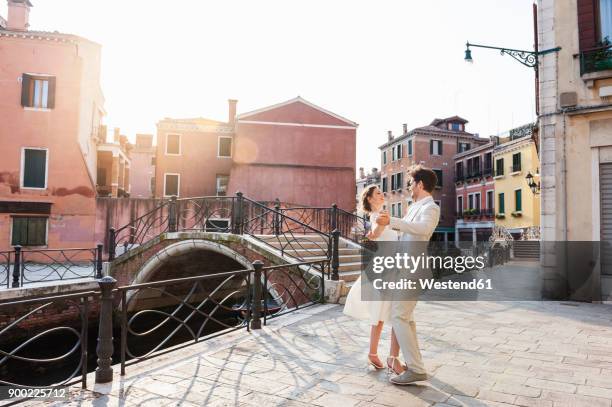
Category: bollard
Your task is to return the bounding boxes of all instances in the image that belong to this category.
[12,245,21,288]
[331,229,340,281]
[251,260,263,330]
[95,276,116,384]
[96,244,104,279]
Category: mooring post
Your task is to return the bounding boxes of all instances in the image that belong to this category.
[251,260,263,330]
[96,243,104,279]
[12,245,21,288]
[331,229,340,281]
[96,276,116,384]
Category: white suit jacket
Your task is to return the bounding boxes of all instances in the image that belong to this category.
[389,196,440,241]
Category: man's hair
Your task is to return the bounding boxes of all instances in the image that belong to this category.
[408,165,437,193]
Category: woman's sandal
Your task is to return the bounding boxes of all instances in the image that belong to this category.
[367,353,384,369]
[386,356,406,375]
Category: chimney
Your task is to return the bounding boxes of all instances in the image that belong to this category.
[371,167,378,175]
[359,167,365,179]
[113,128,120,143]
[387,130,393,141]
[228,99,238,125]
[7,0,32,31]
[402,124,408,135]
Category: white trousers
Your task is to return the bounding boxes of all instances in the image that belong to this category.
[390,300,426,374]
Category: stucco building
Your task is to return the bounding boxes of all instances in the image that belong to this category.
[129,134,156,198]
[536,0,612,300]
[454,140,496,242]
[0,0,104,251]
[155,97,358,210]
[378,117,488,242]
[96,128,132,198]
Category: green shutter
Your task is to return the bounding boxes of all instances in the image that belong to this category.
[23,149,47,188]
[499,193,505,214]
[11,217,47,246]
[515,189,522,212]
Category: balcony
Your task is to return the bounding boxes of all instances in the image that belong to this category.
[457,208,494,221]
[454,174,465,183]
[579,42,612,76]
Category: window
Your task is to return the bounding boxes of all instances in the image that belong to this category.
[407,140,413,156]
[397,202,402,216]
[391,203,396,217]
[515,189,522,212]
[97,167,107,187]
[474,192,481,211]
[151,156,156,166]
[216,174,229,196]
[21,148,48,189]
[484,153,493,174]
[382,151,387,165]
[164,173,180,197]
[486,190,494,210]
[218,136,232,158]
[392,146,397,161]
[457,196,463,213]
[458,142,470,153]
[397,144,402,159]
[456,162,464,178]
[166,134,181,155]
[450,123,462,131]
[11,217,47,246]
[150,177,155,195]
[495,158,504,176]
[430,140,443,155]
[382,177,388,193]
[21,74,55,109]
[468,194,474,210]
[433,169,443,187]
[498,193,505,214]
[512,153,522,172]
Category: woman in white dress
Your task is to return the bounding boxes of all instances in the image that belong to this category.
[343,184,405,375]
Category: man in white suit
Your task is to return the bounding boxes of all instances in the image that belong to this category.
[376,165,440,385]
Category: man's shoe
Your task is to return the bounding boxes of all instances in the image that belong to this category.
[389,370,428,385]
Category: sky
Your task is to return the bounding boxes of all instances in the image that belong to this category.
[3,0,539,174]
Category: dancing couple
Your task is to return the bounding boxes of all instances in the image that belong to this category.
[344,165,440,385]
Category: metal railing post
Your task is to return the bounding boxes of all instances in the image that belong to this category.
[236,192,244,235]
[331,203,338,232]
[168,195,178,233]
[12,245,21,288]
[331,229,340,281]
[96,244,104,279]
[96,276,117,384]
[108,227,116,261]
[251,260,263,330]
[274,198,281,235]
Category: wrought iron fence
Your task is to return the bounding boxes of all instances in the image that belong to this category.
[0,291,95,389]
[579,43,612,75]
[263,260,326,324]
[0,251,11,288]
[117,268,251,374]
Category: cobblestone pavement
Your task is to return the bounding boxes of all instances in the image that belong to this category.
[31,300,612,407]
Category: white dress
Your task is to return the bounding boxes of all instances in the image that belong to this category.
[343,211,398,325]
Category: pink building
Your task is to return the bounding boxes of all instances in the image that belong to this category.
[453,141,496,242]
[129,134,155,198]
[0,0,105,251]
[155,97,358,211]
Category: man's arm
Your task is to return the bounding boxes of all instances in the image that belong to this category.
[389,205,440,236]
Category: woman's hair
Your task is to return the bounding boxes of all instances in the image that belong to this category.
[359,184,379,214]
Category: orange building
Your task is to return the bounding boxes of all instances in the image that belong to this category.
[0,0,105,250]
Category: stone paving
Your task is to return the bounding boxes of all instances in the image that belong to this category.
[30,299,612,407]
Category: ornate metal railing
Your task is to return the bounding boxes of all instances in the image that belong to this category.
[117,268,251,374]
[1,246,103,289]
[0,291,95,388]
[579,43,612,75]
[263,260,326,324]
[520,226,541,241]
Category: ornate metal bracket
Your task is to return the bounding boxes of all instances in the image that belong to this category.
[465,42,561,70]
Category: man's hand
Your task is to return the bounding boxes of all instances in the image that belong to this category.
[376,211,390,226]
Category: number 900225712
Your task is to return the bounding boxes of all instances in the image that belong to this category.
[1,387,69,401]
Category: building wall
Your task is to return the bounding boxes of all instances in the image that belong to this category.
[0,32,103,251]
[493,139,540,233]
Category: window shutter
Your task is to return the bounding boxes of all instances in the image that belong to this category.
[516,189,522,211]
[430,140,433,155]
[21,74,31,107]
[499,193,505,214]
[439,141,443,154]
[47,77,56,109]
[577,0,598,51]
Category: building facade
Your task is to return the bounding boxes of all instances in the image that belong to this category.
[129,134,156,198]
[378,117,488,242]
[0,0,104,251]
[454,141,496,242]
[96,128,131,198]
[356,167,381,215]
[537,0,612,300]
[493,135,541,238]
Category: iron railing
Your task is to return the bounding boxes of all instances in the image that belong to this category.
[1,246,103,289]
[579,43,612,75]
[0,291,95,389]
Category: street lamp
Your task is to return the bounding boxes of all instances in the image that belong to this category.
[525,171,540,194]
[464,42,561,69]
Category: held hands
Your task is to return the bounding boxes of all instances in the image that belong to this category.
[376,210,391,226]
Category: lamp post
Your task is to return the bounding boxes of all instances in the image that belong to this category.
[464,42,561,70]
[525,171,541,194]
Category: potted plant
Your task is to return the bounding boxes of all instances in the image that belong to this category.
[592,37,612,71]
[495,213,505,219]
[511,211,523,218]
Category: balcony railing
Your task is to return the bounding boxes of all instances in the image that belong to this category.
[483,167,493,177]
[454,174,465,183]
[579,43,612,75]
[456,208,494,220]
